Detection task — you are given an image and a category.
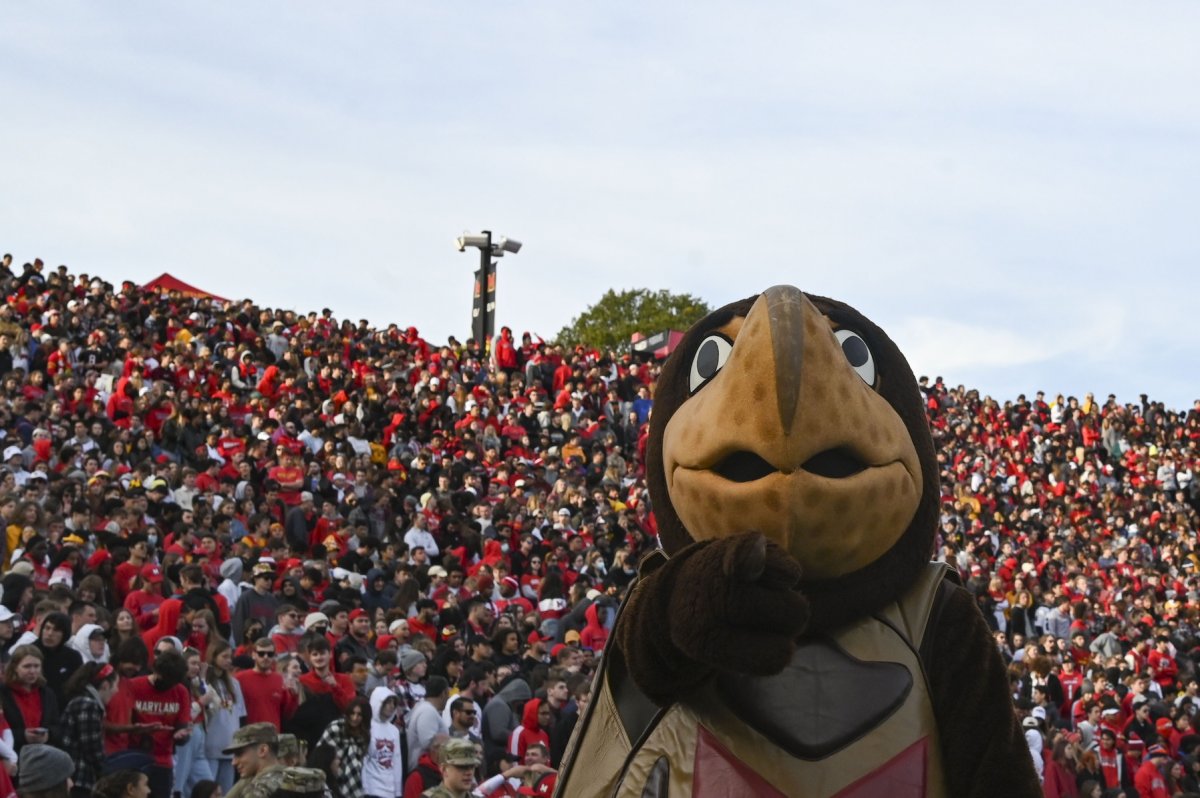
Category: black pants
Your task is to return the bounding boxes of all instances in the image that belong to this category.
[147,765,174,798]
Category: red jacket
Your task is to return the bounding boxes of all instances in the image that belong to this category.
[1134,758,1170,798]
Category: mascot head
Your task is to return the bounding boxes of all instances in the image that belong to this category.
[646,285,939,632]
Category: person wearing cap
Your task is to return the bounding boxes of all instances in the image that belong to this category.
[231,562,281,644]
[236,637,299,730]
[222,723,287,798]
[16,743,74,798]
[276,733,301,767]
[420,737,479,797]
[1135,743,1172,797]
[124,562,167,632]
[270,767,326,798]
[1126,693,1158,749]
[334,608,376,672]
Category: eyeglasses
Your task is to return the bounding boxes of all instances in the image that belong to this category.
[254,650,274,658]
[459,709,477,716]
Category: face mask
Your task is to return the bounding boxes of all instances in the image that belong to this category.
[147,534,158,546]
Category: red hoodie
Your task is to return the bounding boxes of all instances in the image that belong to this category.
[142,598,184,655]
[580,603,609,652]
[508,698,551,763]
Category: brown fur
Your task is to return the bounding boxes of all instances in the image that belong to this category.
[626,288,1039,795]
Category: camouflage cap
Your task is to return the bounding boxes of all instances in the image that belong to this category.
[277,733,299,759]
[277,768,326,795]
[441,737,481,767]
[221,722,278,754]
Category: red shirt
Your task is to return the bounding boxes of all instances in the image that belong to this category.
[104,677,135,754]
[234,669,298,729]
[114,560,142,602]
[298,670,356,710]
[125,589,164,630]
[127,676,190,767]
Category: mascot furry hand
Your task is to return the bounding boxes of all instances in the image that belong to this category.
[556,286,1039,797]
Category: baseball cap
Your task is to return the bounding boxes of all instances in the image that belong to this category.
[222,722,278,754]
[140,563,164,584]
[428,566,448,578]
[441,738,481,767]
[2,446,22,461]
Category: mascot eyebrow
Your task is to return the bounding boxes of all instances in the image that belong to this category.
[556,285,1040,798]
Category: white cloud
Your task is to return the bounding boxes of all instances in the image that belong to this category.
[0,1,1197,407]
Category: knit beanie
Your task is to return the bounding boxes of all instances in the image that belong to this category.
[19,745,74,791]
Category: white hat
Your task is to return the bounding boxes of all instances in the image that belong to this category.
[2,446,21,461]
[0,606,14,623]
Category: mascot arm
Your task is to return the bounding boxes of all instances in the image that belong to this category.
[928,584,1042,797]
[616,532,809,706]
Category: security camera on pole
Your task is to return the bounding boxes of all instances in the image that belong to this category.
[455,230,521,352]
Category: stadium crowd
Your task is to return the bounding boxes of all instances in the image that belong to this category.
[0,253,1195,798]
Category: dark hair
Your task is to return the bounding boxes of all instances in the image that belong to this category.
[38,611,71,644]
[343,696,371,742]
[152,649,189,687]
[93,770,148,798]
[189,781,220,798]
[306,635,331,655]
[112,637,149,671]
[308,745,340,784]
[425,675,449,698]
[451,696,474,714]
[64,661,116,699]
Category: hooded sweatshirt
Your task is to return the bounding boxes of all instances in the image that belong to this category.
[483,676,532,767]
[142,598,184,656]
[69,624,110,664]
[579,603,609,652]
[364,685,405,797]
[509,697,550,763]
[217,559,244,609]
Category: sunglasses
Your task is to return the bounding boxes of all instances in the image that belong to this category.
[254,650,274,658]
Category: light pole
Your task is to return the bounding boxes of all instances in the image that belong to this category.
[455,231,521,347]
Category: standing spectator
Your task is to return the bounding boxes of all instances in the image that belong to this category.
[60,662,119,798]
[0,645,60,754]
[316,698,369,798]
[1135,744,1171,798]
[364,687,404,798]
[406,676,449,776]
[125,649,191,798]
[172,648,214,798]
[202,640,244,793]
[231,564,279,644]
[124,564,167,632]
[34,612,83,705]
[234,638,297,730]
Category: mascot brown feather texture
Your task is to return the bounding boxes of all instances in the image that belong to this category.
[556,286,1039,797]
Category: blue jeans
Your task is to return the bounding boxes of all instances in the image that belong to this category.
[173,727,214,797]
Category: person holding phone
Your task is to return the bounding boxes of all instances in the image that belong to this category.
[0,644,61,759]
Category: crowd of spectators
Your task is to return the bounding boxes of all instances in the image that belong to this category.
[0,253,1196,798]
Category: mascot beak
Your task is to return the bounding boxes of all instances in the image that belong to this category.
[661,284,923,578]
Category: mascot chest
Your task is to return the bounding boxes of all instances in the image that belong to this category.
[558,564,951,798]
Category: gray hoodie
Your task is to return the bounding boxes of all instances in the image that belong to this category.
[482,676,532,766]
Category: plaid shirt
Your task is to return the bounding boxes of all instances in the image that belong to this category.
[62,692,106,793]
[317,719,367,798]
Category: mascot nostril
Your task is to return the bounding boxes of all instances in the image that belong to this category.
[800,447,867,479]
[713,450,777,482]
[556,286,1041,798]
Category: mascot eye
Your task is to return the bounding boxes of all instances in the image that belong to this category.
[688,334,734,394]
[834,329,876,386]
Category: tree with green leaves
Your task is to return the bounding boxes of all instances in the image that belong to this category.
[555,288,712,351]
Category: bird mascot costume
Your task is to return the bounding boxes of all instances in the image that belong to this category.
[555,286,1039,797]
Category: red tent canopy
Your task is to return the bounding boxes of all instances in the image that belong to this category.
[141,273,229,303]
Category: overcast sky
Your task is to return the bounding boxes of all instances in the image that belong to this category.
[3,3,1197,408]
